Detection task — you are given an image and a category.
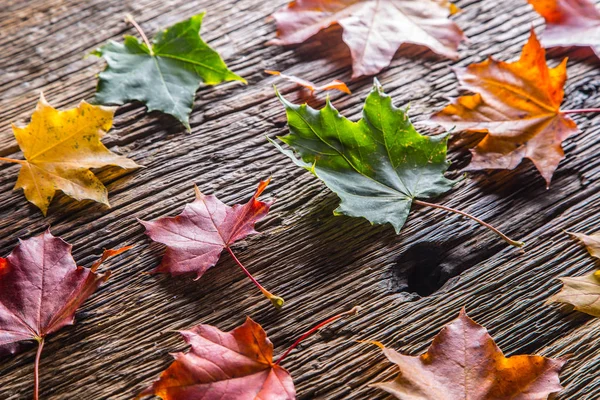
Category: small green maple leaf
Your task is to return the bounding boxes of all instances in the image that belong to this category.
[270,80,523,247]
[93,13,245,130]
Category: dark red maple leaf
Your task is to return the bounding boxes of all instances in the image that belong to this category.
[140,179,284,308]
[0,230,130,399]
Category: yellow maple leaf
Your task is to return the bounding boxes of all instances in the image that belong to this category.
[0,94,139,215]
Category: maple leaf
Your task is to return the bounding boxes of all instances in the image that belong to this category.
[528,0,600,58]
[137,318,296,400]
[270,0,465,78]
[569,231,600,258]
[93,13,245,130]
[265,70,351,95]
[547,231,600,317]
[430,30,580,187]
[270,80,523,247]
[371,309,565,400]
[138,307,359,400]
[0,94,139,216]
[0,230,130,399]
[139,179,284,308]
[548,271,600,317]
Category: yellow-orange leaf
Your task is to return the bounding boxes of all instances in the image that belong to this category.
[547,231,600,317]
[548,271,600,317]
[372,309,565,399]
[569,231,600,258]
[0,94,139,215]
[430,30,578,187]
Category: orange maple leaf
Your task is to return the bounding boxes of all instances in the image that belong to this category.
[430,30,579,187]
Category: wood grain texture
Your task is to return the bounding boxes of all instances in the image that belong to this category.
[1,0,600,399]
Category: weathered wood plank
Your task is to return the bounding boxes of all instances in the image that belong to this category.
[1,0,600,399]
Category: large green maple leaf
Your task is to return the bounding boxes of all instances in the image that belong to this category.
[93,13,245,130]
[270,80,458,233]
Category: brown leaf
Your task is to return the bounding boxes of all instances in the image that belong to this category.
[270,0,465,78]
[372,309,565,399]
[265,70,351,94]
[528,0,600,57]
[430,30,578,187]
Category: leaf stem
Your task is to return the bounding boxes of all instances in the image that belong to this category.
[275,306,360,366]
[0,157,25,165]
[561,108,600,115]
[413,199,524,248]
[125,14,153,55]
[225,246,284,309]
[33,337,44,400]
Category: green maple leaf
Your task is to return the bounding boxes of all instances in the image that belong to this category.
[270,80,524,247]
[92,13,245,130]
[270,80,456,233]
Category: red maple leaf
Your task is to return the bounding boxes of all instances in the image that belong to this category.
[0,230,130,399]
[140,179,283,307]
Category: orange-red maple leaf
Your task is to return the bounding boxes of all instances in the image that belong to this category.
[528,0,600,57]
[270,0,465,78]
[430,30,578,187]
[0,230,130,399]
[138,306,360,400]
[265,70,351,94]
[372,309,565,399]
[137,317,295,400]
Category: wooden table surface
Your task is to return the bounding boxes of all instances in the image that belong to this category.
[1,0,599,399]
